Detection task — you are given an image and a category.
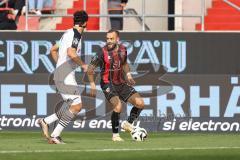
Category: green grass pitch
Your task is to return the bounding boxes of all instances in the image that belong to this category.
[0,131,240,160]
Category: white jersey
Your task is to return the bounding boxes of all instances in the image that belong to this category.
[56,28,82,68]
[54,28,82,83]
[54,28,83,105]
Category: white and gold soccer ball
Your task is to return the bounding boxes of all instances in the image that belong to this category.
[131,127,148,141]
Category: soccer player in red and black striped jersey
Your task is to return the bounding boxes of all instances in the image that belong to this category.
[87,29,145,141]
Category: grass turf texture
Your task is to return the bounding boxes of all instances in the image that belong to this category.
[0,131,240,160]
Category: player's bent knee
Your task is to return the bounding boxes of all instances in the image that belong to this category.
[70,103,82,113]
[136,99,145,109]
[74,106,82,113]
[113,105,122,113]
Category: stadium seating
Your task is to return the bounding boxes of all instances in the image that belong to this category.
[56,0,100,30]
[0,7,39,30]
[42,0,57,14]
[17,16,40,30]
[196,0,240,30]
[16,0,56,30]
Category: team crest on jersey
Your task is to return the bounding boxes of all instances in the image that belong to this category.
[73,38,79,46]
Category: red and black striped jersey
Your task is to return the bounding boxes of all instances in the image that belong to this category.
[90,44,127,85]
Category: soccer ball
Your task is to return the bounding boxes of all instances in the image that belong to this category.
[131,127,148,141]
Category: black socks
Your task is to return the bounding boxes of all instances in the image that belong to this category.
[111,111,120,133]
[127,107,142,124]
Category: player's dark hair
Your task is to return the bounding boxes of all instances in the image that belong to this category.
[107,29,120,37]
[73,10,88,26]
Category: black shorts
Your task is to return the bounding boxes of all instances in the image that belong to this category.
[101,83,137,102]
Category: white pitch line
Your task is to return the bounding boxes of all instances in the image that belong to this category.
[1,147,240,154]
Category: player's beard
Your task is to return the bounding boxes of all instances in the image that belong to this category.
[107,42,117,51]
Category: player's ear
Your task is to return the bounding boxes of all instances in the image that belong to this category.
[117,37,120,42]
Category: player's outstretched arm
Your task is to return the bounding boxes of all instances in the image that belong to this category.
[123,63,135,86]
[50,44,59,63]
[87,64,96,96]
[87,52,101,96]
[67,47,88,72]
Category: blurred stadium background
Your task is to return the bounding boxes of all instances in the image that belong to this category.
[1,0,240,160]
[2,0,240,31]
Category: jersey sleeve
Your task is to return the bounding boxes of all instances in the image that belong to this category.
[71,28,82,49]
[64,29,82,49]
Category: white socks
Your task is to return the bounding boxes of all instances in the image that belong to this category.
[113,133,120,137]
[51,124,64,138]
[44,113,58,125]
[51,109,76,138]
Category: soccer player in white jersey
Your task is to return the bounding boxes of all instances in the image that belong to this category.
[38,10,88,144]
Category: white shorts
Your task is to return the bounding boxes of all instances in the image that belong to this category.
[56,73,82,105]
[60,93,82,105]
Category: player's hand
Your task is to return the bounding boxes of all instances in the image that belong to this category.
[90,82,96,97]
[82,64,88,72]
[127,74,135,86]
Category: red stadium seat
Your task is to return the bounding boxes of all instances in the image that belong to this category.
[196,0,240,30]
[17,16,40,30]
[56,0,100,30]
